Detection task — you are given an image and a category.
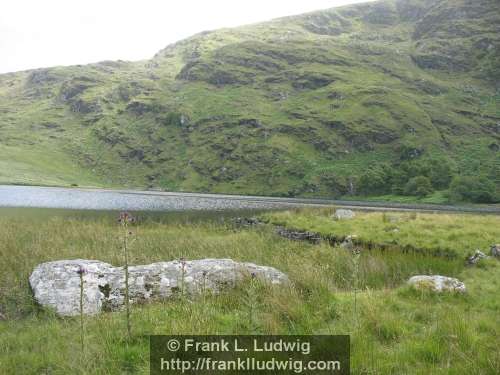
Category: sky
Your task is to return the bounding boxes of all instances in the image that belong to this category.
[0,0,374,74]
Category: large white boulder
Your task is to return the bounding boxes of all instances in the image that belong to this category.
[29,259,289,316]
[408,275,466,293]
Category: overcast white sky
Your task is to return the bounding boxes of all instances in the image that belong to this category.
[0,0,374,74]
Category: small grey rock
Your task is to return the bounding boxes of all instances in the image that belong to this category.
[340,235,358,250]
[490,244,500,257]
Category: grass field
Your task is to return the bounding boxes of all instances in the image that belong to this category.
[0,208,499,374]
[264,208,500,258]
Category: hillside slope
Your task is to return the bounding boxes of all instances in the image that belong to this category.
[0,0,498,201]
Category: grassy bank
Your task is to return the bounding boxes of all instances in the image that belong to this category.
[0,209,499,374]
[264,208,500,257]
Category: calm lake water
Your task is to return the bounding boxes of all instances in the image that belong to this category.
[0,185,326,216]
[1,185,497,219]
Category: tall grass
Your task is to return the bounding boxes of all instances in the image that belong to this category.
[264,208,500,257]
[118,212,136,340]
[0,210,498,374]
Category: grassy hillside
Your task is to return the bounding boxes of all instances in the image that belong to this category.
[0,0,498,201]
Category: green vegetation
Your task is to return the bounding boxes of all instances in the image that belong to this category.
[449,176,499,204]
[404,176,433,197]
[0,0,498,202]
[264,208,500,257]
[0,209,499,374]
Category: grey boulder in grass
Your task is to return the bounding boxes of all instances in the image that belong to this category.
[408,275,466,293]
[29,259,289,316]
[466,250,489,265]
[333,209,356,220]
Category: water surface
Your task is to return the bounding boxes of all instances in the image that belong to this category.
[0,185,323,213]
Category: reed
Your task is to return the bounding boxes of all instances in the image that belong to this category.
[0,210,498,374]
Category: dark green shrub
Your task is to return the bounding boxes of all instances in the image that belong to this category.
[319,172,348,197]
[397,142,424,161]
[404,176,433,197]
[358,166,391,195]
[449,176,498,203]
[419,158,453,189]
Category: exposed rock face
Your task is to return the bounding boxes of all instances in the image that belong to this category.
[291,72,335,90]
[491,244,500,257]
[70,99,101,114]
[408,275,466,293]
[334,209,356,220]
[29,259,289,316]
[26,68,61,86]
[58,81,90,102]
[301,11,352,36]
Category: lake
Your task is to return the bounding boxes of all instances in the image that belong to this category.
[0,185,334,222]
[1,185,497,218]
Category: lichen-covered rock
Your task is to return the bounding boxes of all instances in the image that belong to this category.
[408,275,466,293]
[333,209,355,220]
[466,250,489,265]
[29,259,289,316]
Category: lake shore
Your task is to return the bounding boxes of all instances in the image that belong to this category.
[1,207,499,374]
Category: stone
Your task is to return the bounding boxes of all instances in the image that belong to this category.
[490,244,500,257]
[29,259,289,316]
[275,227,321,244]
[466,250,489,265]
[232,217,262,227]
[408,275,466,293]
[340,235,358,250]
[333,209,355,220]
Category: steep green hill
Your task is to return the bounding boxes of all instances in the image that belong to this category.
[0,0,498,201]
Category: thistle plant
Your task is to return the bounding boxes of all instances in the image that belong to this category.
[351,247,361,327]
[118,212,136,340]
[179,257,187,298]
[76,266,86,353]
[201,270,208,295]
[243,272,260,332]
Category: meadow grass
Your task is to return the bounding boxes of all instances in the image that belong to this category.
[263,208,500,258]
[0,209,499,374]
